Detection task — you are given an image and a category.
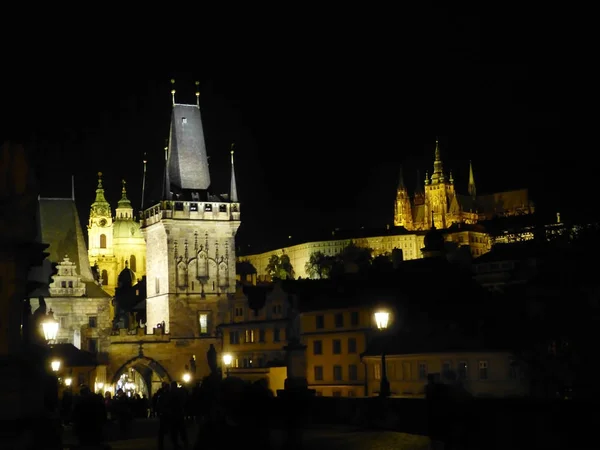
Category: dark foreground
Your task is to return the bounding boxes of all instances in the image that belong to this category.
[61,418,430,450]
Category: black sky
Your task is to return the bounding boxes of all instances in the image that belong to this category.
[1,7,580,253]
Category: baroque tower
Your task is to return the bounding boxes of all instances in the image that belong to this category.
[141,81,241,336]
[112,179,146,284]
[88,172,118,292]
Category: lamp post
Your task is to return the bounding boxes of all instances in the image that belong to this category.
[182,373,191,384]
[222,353,232,377]
[374,310,391,398]
[51,359,61,373]
[42,309,59,344]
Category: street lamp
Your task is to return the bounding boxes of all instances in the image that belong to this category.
[222,353,232,377]
[182,373,191,383]
[65,378,72,387]
[374,310,391,397]
[51,359,61,372]
[42,309,59,343]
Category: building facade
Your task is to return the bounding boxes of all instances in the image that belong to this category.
[362,351,528,398]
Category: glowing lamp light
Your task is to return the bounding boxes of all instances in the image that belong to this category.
[374,310,390,330]
[222,353,232,367]
[51,360,61,372]
[182,373,191,383]
[42,309,59,341]
[96,382,104,390]
[65,378,72,387]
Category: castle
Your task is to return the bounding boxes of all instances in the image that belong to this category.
[393,139,534,230]
[32,88,533,398]
[240,140,534,279]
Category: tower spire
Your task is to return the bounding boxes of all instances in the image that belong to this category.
[94,172,108,203]
[141,154,147,211]
[230,143,238,202]
[170,79,176,105]
[468,160,476,198]
[431,138,445,184]
[195,81,200,107]
[397,165,406,190]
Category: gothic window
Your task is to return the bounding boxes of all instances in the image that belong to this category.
[218,262,228,287]
[177,262,187,288]
[100,234,107,249]
[130,255,137,272]
[219,204,227,213]
[68,281,73,288]
[198,252,207,278]
[101,270,108,286]
[61,281,67,288]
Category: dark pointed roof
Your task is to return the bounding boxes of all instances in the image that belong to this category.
[37,198,110,298]
[167,104,211,193]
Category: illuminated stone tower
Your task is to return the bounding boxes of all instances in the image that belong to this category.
[88,172,118,292]
[141,80,241,337]
[393,166,413,229]
[424,139,457,229]
[112,179,146,284]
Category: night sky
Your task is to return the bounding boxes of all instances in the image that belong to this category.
[1,7,579,254]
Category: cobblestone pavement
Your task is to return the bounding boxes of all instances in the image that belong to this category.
[62,419,430,450]
[104,430,429,450]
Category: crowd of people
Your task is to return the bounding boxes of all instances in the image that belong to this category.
[58,374,275,449]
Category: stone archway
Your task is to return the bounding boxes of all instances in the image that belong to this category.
[111,356,171,398]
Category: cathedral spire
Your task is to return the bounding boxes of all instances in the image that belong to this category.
[468,160,476,198]
[397,165,406,190]
[431,138,445,184]
[230,143,239,202]
[170,79,176,105]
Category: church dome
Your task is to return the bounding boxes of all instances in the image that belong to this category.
[113,219,143,239]
[117,265,136,289]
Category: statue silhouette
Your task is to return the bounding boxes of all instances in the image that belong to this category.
[207,344,217,375]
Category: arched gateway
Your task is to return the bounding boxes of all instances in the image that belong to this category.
[111,355,171,398]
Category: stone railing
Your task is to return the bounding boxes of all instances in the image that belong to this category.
[141,200,240,226]
[109,326,170,342]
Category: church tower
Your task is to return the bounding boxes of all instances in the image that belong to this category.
[88,172,118,292]
[424,139,457,229]
[112,179,146,284]
[393,166,414,229]
[141,81,241,337]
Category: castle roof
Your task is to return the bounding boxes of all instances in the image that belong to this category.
[167,103,211,194]
[37,198,110,298]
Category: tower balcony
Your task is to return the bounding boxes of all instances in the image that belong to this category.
[141,200,241,227]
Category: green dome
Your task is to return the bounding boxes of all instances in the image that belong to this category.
[113,220,143,239]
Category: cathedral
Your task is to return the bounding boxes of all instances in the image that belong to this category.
[240,140,535,279]
[393,139,534,230]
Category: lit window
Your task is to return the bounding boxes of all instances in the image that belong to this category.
[198,313,208,335]
[182,117,187,124]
